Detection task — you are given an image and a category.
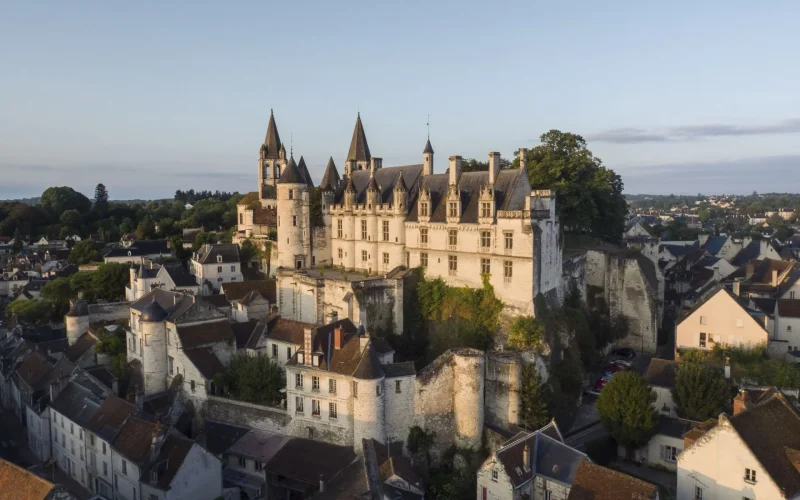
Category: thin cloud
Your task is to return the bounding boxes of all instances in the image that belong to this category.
[588,118,800,144]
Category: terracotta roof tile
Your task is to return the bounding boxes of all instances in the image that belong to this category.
[113,416,158,463]
[0,459,54,500]
[567,461,658,500]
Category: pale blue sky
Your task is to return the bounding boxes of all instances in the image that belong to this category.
[1,1,799,199]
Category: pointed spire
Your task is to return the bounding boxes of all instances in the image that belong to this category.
[296,156,314,188]
[423,138,434,155]
[347,113,371,162]
[320,157,341,191]
[262,110,282,159]
[277,155,304,184]
[344,175,356,193]
[367,173,379,192]
[395,170,408,192]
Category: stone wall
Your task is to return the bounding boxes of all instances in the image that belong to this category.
[88,301,130,323]
[205,395,291,434]
[484,351,522,429]
[561,252,587,304]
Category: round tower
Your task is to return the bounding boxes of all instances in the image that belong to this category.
[64,300,90,345]
[352,341,386,450]
[276,155,308,269]
[139,299,169,395]
[452,348,485,450]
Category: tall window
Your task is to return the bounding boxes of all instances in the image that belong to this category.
[330,402,338,419]
[504,232,513,250]
[382,221,389,241]
[449,255,458,275]
[292,215,297,227]
[312,376,320,391]
[481,231,491,248]
[329,378,337,394]
[420,228,428,246]
[168,356,174,375]
[699,332,707,348]
[448,229,458,246]
[694,486,703,500]
[295,373,304,388]
[289,190,294,200]
[361,220,367,240]
[295,396,304,414]
[663,445,678,462]
[699,315,707,325]
[311,399,320,416]
[272,344,278,357]
[481,258,490,275]
[420,253,428,268]
[420,202,429,217]
[362,250,368,262]
[449,202,458,218]
[504,261,513,280]
[337,219,343,238]
[353,381,358,398]
[338,248,343,259]
[481,202,491,218]
[383,253,389,266]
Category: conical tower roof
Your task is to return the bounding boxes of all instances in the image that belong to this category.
[346,113,371,162]
[423,138,434,155]
[344,175,356,192]
[277,155,305,184]
[262,110,282,160]
[320,157,341,191]
[395,170,408,191]
[140,298,168,322]
[352,340,384,380]
[367,174,379,192]
[296,156,314,187]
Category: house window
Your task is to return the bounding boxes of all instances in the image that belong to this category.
[383,253,389,266]
[362,250,368,262]
[663,445,678,462]
[338,248,343,259]
[481,258,490,275]
[330,402,338,419]
[254,461,263,471]
[791,291,796,299]
[376,384,382,396]
[114,474,118,489]
[289,190,294,200]
[292,215,297,227]
[481,231,491,248]
[420,228,428,246]
[361,220,367,240]
[312,376,320,391]
[481,202,491,218]
[745,468,757,483]
[217,266,222,273]
[296,374,304,388]
[504,232,513,250]
[71,423,74,435]
[699,332,707,348]
[295,396,304,414]
[79,429,83,441]
[353,381,358,398]
[382,221,389,241]
[420,253,428,268]
[700,315,707,325]
[238,457,246,468]
[272,344,278,357]
[337,219,343,238]
[491,470,498,482]
[449,255,457,275]
[168,356,174,375]
[395,380,401,393]
[504,261,513,280]
[102,443,106,455]
[231,265,236,272]
[287,346,291,359]
[544,491,552,500]
[103,462,108,476]
[449,202,458,218]
[694,486,703,500]
[420,202,429,217]
[448,229,457,246]
[329,378,337,394]
[312,399,320,416]
[122,460,127,475]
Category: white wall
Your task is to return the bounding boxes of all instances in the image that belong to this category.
[141,444,222,500]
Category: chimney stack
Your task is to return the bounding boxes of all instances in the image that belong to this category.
[724,357,731,380]
[304,328,313,365]
[333,326,343,350]
[523,443,530,469]
[448,156,462,186]
[519,148,529,171]
[733,389,749,416]
[772,269,779,287]
[488,152,501,185]
[733,280,740,297]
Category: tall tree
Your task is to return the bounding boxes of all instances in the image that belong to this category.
[67,240,102,265]
[520,130,628,241]
[12,228,23,253]
[596,372,657,455]
[93,183,109,218]
[91,263,130,301]
[520,364,550,430]
[135,216,155,239]
[40,186,92,220]
[671,362,730,421]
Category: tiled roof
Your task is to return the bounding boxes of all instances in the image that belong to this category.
[50,378,107,428]
[175,319,234,349]
[15,351,53,389]
[130,289,195,322]
[203,294,231,309]
[778,299,800,319]
[184,348,225,380]
[252,206,277,226]
[567,460,658,500]
[65,332,97,362]
[645,358,678,388]
[203,420,249,455]
[113,416,158,463]
[222,280,276,304]
[85,395,135,441]
[144,435,194,490]
[194,243,239,264]
[0,459,55,500]
[266,316,316,345]
[701,235,728,256]
[264,437,357,485]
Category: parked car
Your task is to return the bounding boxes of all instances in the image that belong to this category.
[603,361,630,373]
[611,347,636,359]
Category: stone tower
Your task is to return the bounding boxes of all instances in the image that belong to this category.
[277,156,310,269]
[344,113,371,177]
[64,300,90,346]
[258,110,288,200]
[139,299,168,395]
[352,340,386,449]
[422,138,434,176]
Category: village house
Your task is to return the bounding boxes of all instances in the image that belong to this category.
[775,299,800,358]
[566,461,658,500]
[126,262,199,302]
[139,433,223,500]
[220,280,275,323]
[189,243,244,294]
[104,239,172,264]
[84,395,136,498]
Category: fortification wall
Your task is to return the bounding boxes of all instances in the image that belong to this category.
[205,396,291,434]
[88,302,131,323]
[484,352,522,429]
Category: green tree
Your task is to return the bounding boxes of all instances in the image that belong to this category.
[698,209,711,223]
[157,217,176,236]
[169,236,190,260]
[521,130,627,241]
[67,240,102,265]
[135,216,155,239]
[520,364,550,430]
[507,316,544,350]
[69,271,96,301]
[192,231,216,251]
[119,217,135,235]
[59,209,83,233]
[12,228,23,253]
[91,263,131,301]
[6,299,52,323]
[93,183,109,218]
[238,239,263,265]
[40,278,73,311]
[596,372,657,454]
[223,354,284,405]
[671,362,730,421]
[40,186,92,220]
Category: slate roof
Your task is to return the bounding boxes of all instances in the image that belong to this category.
[130,289,198,322]
[262,110,282,160]
[727,393,800,497]
[297,156,314,188]
[778,299,800,319]
[347,114,371,162]
[264,437,357,485]
[144,434,195,490]
[175,319,234,349]
[140,299,169,322]
[194,243,239,264]
[222,280,276,304]
[104,239,170,258]
[645,358,679,388]
[65,332,97,362]
[352,343,384,380]
[203,420,249,455]
[231,320,262,348]
[701,235,728,256]
[203,294,231,309]
[50,377,107,428]
[423,138,434,155]
[113,416,158,463]
[333,165,423,208]
[0,459,55,500]
[277,156,306,185]
[227,428,290,463]
[184,348,225,380]
[567,461,658,500]
[320,157,341,191]
[751,297,777,315]
[732,240,762,266]
[162,265,197,287]
[85,395,135,441]
[381,362,416,378]
[535,433,586,485]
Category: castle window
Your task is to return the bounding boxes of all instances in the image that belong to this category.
[481,258,491,275]
[420,228,428,247]
[420,202,429,217]
[383,253,389,266]
[504,261,513,281]
[382,221,389,241]
[329,378,337,394]
[448,230,458,247]
[361,220,368,240]
[353,381,358,398]
[329,402,338,419]
[295,397,304,414]
[449,202,458,218]
[239,214,243,224]
[449,255,458,275]
[504,232,513,251]
[312,376,320,391]
[481,231,491,248]
[311,399,320,416]
[168,356,173,375]
[376,384,382,396]
[272,344,278,358]
[337,220,343,238]
[292,216,297,227]
[289,190,294,200]
[395,380,401,393]
[338,248,343,259]
[481,202,491,218]
[362,250,368,262]
[190,380,195,393]
[420,253,428,268]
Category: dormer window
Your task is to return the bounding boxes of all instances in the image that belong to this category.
[420,202,429,217]
[449,202,458,218]
[217,255,222,263]
[491,470,498,482]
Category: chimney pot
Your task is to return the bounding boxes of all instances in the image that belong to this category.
[772,269,779,287]
[519,148,529,171]
[333,326,343,350]
[304,328,313,365]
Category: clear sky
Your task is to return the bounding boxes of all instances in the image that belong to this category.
[1,1,799,199]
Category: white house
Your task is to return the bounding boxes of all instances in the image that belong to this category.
[190,243,243,295]
[84,395,136,498]
[111,415,159,500]
[139,434,223,500]
[775,299,800,357]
